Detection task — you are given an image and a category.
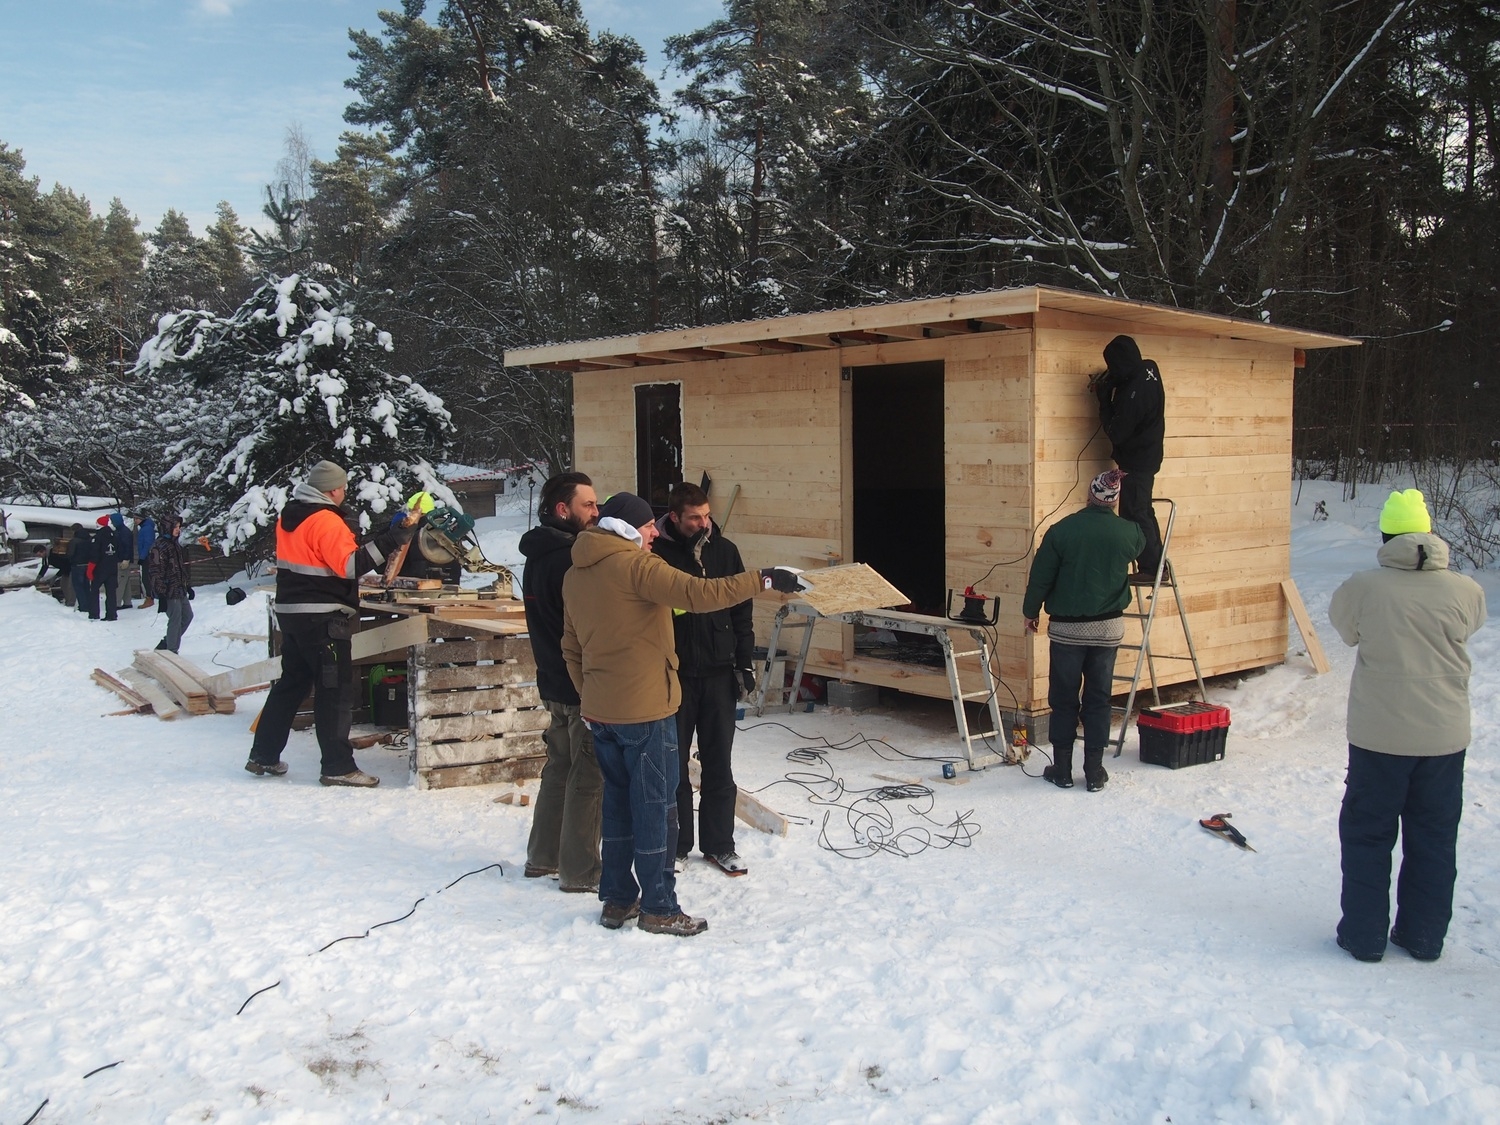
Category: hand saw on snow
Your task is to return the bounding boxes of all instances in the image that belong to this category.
[1200,812,1256,852]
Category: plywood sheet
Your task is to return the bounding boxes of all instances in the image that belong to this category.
[778,563,908,616]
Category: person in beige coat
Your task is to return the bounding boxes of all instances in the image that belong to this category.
[562,492,797,937]
[1328,488,1486,963]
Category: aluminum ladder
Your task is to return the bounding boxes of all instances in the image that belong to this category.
[754,604,1008,770]
[1108,498,1208,758]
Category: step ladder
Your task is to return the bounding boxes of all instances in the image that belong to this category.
[754,604,1008,770]
[1108,498,1208,758]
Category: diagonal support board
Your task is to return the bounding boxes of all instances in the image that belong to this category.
[687,757,789,837]
[1280,578,1331,674]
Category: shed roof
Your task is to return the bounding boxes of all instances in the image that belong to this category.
[503,285,1358,371]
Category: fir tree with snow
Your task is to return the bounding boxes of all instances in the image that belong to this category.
[138,271,453,550]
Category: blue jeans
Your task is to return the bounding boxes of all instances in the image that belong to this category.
[1048,640,1118,752]
[591,718,681,916]
[1338,745,1465,959]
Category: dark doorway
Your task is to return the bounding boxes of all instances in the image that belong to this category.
[635,383,683,510]
[851,361,945,615]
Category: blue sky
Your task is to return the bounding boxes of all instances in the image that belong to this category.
[0,0,720,236]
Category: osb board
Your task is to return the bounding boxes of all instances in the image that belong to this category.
[777,563,907,616]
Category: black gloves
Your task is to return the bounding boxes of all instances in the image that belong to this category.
[391,515,418,544]
[738,668,756,696]
[759,567,801,593]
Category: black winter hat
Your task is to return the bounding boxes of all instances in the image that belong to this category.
[1103,334,1143,375]
[599,492,655,529]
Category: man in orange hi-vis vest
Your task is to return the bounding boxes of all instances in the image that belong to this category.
[247,460,418,787]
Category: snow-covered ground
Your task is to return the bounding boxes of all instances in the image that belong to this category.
[1,482,1497,1123]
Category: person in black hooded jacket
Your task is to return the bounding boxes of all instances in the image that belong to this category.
[519,472,603,892]
[651,481,755,876]
[1096,334,1166,577]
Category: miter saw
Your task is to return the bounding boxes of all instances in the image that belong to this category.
[417,504,515,588]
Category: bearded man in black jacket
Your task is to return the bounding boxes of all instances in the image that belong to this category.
[652,481,755,877]
[1096,334,1167,578]
[519,472,603,892]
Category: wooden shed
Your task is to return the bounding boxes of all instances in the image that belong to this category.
[505,286,1355,725]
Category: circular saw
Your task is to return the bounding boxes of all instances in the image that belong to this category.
[418,505,515,587]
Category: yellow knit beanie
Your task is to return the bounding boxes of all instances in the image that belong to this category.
[1378,489,1431,535]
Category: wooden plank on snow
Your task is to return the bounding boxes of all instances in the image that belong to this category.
[203,656,282,697]
[92,668,150,712]
[132,651,212,715]
[117,668,180,721]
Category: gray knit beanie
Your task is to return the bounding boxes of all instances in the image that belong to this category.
[307,460,349,493]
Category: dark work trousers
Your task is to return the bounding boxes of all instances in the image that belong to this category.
[526,700,603,890]
[89,567,118,620]
[593,718,681,917]
[250,612,358,777]
[1338,744,1465,960]
[1048,641,1118,757]
[1117,471,1163,575]
[674,670,740,857]
[75,570,91,612]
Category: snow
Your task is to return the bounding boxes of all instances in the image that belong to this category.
[2,481,1498,1121]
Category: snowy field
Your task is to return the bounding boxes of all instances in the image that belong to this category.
[1,482,1497,1123]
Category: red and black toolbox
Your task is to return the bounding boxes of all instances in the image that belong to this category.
[1137,701,1230,769]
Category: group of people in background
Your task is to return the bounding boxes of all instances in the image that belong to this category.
[37,509,197,652]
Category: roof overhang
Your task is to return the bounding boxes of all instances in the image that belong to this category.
[503,285,1359,372]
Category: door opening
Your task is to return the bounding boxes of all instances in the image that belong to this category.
[851,361,945,616]
[634,383,683,511]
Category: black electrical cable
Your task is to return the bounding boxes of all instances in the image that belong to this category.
[964,421,1104,592]
[237,861,505,1015]
[235,981,282,1017]
[81,1061,122,1080]
[21,1098,48,1125]
[745,743,981,859]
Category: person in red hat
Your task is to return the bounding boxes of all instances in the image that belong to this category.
[87,515,123,621]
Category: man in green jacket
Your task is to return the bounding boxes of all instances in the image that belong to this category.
[1022,470,1145,791]
[562,492,799,937]
[1328,489,1486,963]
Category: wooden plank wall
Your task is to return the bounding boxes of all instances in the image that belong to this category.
[831,331,1033,697]
[571,317,1294,716]
[1030,313,1294,711]
[574,351,850,665]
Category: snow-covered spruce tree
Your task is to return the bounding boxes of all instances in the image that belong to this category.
[137,272,453,550]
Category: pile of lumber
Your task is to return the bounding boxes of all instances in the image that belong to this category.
[92,653,281,721]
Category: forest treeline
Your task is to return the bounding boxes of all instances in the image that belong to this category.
[1,0,1497,520]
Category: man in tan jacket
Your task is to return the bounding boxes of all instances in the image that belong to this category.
[1328,488,1486,963]
[562,492,797,936]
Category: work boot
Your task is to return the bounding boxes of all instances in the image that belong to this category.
[1337,933,1383,963]
[1390,929,1441,962]
[639,911,709,937]
[320,770,380,788]
[524,863,558,879]
[140,597,155,609]
[1042,749,1074,788]
[245,758,288,777]
[706,852,748,877]
[1083,748,1109,792]
[599,900,641,930]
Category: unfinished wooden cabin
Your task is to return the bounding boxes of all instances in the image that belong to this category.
[505,286,1355,725]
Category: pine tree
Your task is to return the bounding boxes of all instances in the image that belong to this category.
[204,202,251,311]
[136,272,452,549]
